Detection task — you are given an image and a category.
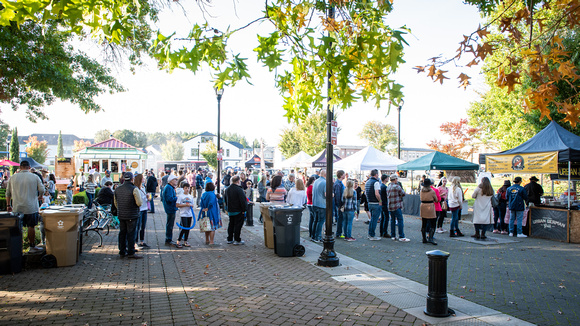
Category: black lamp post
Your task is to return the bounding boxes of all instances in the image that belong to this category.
[397,99,404,160]
[318,4,339,268]
[197,141,201,161]
[215,87,224,194]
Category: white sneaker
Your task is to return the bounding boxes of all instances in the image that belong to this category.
[508,233,514,237]
[399,238,410,242]
[436,228,444,234]
[368,236,381,241]
[391,237,397,241]
[516,234,528,238]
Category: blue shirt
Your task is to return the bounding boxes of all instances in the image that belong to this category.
[312,176,326,208]
[333,179,345,207]
[162,185,178,213]
[507,184,528,211]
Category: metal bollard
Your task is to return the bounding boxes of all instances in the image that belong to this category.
[425,250,455,317]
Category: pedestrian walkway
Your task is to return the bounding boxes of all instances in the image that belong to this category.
[0,204,422,326]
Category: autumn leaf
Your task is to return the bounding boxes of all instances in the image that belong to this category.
[433,70,449,84]
[426,65,436,79]
[475,42,494,60]
[466,59,479,67]
[476,26,490,39]
[560,103,580,128]
[458,73,471,90]
[413,66,425,73]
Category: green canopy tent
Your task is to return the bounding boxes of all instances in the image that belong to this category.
[397,151,480,171]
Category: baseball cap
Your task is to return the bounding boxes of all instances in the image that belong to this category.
[168,175,178,183]
[123,172,133,181]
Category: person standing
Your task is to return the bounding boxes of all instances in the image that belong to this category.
[266,175,287,204]
[365,169,382,241]
[162,175,181,247]
[224,175,248,245]
[114,172,143,259]
[305,176,316,240]
[524,176,544,207]
[176,183,194,247]
[448,176,465,237]
[311,169,327,243]
[133,174,149,248]
[85,174,97,209]
[420,178,438,245]
[334,170,346,238]
[287,178,307,207]
[471,177,494,240]
[507,176,528,238]
[379,174,390,238]
[284,173,296,192]
[96,181,114,206]
[146,171,158,214]
[6,160,45,250]
[343,179,357,241]
[195,168,204,208]
[436,177,448,233]
[100,170,112,187]
[493,180,511,234]
[47,174,57,201]
[199,182,222,245]
[386,174,409,242]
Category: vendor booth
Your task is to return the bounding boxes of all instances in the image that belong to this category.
[484,121,580,243]
[310,149,341,168]
[278,151,312,169]
[334,146,405,171]
[74,137,147,182]
[245,155,273,169]
[397,151,480,216]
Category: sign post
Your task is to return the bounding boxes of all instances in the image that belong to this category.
[331,120,337,146]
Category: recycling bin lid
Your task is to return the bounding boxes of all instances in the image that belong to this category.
[269,205,304,211]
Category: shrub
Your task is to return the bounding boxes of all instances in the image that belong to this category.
[72,188,101,205]
[0,198,6,211]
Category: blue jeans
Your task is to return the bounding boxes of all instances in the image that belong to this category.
[336,208,345,237]
[165,212,176,242]
[367,204,381,237]
[86,192,94,209]
[380,209,390,236]
[344,210,355,238]
[509,210,524,235]
[148,192,155,213]
[389,208,405,238]
[333,204,339,223]
[135,210,148,242]
[307,205,315,238]
[313,206,326,241]
[450,209,460,231]
[119,218,137,255]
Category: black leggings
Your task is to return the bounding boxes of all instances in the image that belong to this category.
[422,218,435,232]
[178,216,192,241]
[436,210,446,228]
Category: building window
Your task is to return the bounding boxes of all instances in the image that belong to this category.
[191,148,199,157]
[201,136,212,143]
[239,149,243,156]
[226,149,230,157]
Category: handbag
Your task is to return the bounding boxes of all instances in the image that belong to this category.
[199,216,212,232]
[491,193,500,208]
[441,200,448,211]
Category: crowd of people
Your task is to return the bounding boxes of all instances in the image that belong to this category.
[3,159,548,260]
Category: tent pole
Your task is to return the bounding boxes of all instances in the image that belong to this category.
[568,161,571,210]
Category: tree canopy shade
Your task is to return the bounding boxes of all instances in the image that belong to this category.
[397,151,480,171]
[0,20,124,121]
[0,1,408,122]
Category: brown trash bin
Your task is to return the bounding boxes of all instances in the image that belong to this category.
[41,208,84,267]
[260,203,274,249]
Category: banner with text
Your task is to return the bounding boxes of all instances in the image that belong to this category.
[558,162,580,179]
[485,151,558,173]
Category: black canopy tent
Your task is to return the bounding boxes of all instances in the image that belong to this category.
[311,149,341,168]
[483,121,580,210]
[245,154,273,169]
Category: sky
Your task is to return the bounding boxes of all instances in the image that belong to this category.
[1,0,486,149]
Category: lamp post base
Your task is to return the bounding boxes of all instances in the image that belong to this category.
[317,235,339,267]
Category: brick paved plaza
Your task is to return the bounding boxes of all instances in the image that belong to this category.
[1,201,575,325]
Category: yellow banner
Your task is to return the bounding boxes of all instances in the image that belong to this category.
[485,151,558,173]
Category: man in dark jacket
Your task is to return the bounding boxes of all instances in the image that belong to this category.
[162,175,180,247]
[333,170,345,238]
[96,181,114,206]
[146,171,158,213]
[507,176,528,238]
[379,174,390,238]
[524,176,544,206]
[224,175,248,245]
[114,172,143,259]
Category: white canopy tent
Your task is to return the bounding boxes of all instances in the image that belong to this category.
[334,146,405,171]
[278,150,313,169]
